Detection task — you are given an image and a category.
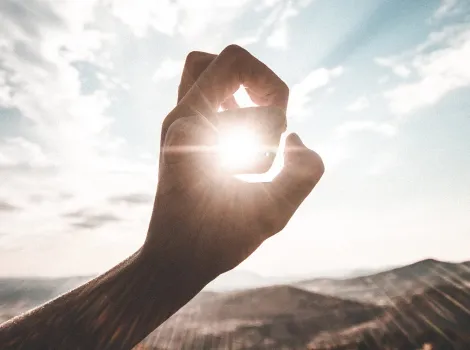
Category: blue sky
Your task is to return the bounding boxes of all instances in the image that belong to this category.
[0,0,469,277]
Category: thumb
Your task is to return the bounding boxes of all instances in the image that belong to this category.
[265,133,324,232]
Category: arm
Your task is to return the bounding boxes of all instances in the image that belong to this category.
[0,246,211,350]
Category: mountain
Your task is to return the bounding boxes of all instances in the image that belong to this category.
[0,276,92,323]
[309,283,470,350]
[1,259,470,349]
[205,270,276,291]
[0,276,92,306]
[296,259,470,305]
[138,285,386,349]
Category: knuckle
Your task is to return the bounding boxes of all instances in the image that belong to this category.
[165,117,191,145]
[185,51,205,65]
[165,115,214,147]
[220,44,247,58]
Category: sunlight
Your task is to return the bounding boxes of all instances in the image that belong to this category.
[216,86,285,180]
[218,126,261,171]
[233,85,255,108]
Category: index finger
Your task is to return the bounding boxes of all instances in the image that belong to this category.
[177,51,217,103]
[179,45,289,119]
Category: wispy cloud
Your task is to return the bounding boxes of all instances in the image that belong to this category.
[70,213,121,230]
[432,0,464,20]
[289,66,343,118]
[109,193,153,205]
[266,1,298,49]
[375,57,411,79]
[0,200,20,212]
[346,96,370,112]
[382,24,470,115]
[153,59,184,82]
[0,138,55,171]
[336,121,397,139]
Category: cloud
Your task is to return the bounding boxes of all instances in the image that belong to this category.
[109,0,178,37]
[71,213,121,230]
[346,96,370,112]
[0,138,55,171]
[63,209,121,229]
[233,36,259,47]
[383,24,470,115]
[336,121,397,139]
[0,71,12,107]
[266,1,298,49]
[109,193,153,205]
[432,0,462,20]
[0,0,119,171]
[0,200,20,212]
[265,0,315,50]
[0,0,159,275]
[108,0,254,40]
[267,27,289,49]
[153,58,183,82]
[289,66,343,117]
[375,57,411,78]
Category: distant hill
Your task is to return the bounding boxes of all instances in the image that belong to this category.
[309,283,470,350]
[0,276,92,307]
[296,259,470,305]
[0,276,92,323]
[1,258,470,349]
[140,285,385,349]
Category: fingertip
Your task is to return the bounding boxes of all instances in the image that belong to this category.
[283,133,325,178]
[285,133,303,147]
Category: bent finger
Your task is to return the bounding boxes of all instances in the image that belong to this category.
[179,44,289,121]
[178,51,217,103]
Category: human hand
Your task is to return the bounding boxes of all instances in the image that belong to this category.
[143,45,324,280]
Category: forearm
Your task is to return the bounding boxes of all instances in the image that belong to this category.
[0,245,211,350]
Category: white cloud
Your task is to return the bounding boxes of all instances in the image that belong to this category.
[0,71,12,107]
[375,57,411,78]
[0,138,55,169]
[289,66,343,117]
[266,1,298,49]
[0,0,159,275]
[153,58,183,82]
[433,0,460,20]
[346,96,370,112]
[233,36,259,47]
[109,0,178,37]
[384,24,470,115]
[336,121,397,139]
[108,0,254,40]
[267,27,289,49]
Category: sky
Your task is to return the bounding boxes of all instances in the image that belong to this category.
[0,0,469,278]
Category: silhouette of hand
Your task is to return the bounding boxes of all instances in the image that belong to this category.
[143,45,324,279]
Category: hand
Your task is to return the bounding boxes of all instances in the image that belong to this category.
[143,45,324,279]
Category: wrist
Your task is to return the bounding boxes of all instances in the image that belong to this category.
[140,226,218,290]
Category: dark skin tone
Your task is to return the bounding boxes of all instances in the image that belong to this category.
[0,45,324,350]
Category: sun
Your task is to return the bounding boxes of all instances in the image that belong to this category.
[218,126,261,171]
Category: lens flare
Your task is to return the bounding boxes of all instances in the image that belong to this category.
[218,127,261,170]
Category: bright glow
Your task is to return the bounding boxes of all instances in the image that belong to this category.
[218,127,261,170]
[233,85,256,108]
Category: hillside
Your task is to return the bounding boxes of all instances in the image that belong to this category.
[309,283,470,349]
[1,259,470,349]
[296,259,470,305]
[138,285,386,349]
